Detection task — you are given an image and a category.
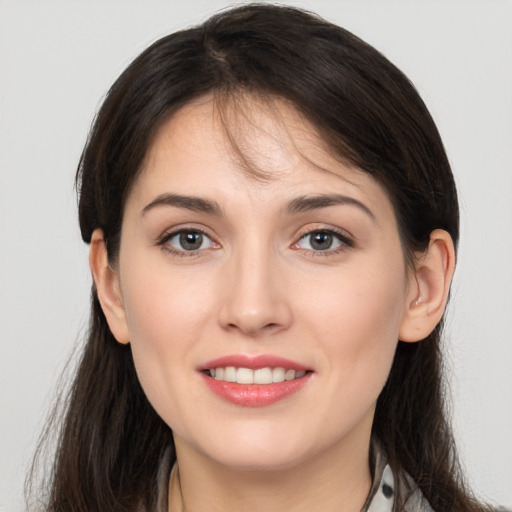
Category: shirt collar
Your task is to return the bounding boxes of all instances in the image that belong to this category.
[362,444,434,512]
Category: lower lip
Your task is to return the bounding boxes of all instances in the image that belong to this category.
[201,373,312,407]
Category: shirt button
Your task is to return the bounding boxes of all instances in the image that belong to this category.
[382,483,393,498]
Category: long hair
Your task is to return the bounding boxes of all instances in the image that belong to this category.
[29,4,493,511]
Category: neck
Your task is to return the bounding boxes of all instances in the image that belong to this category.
[170,430,373,512]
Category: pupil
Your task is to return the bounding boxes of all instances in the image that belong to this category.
[311,232,332,250]
[180,231,202,250]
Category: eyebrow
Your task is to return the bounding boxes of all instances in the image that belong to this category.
[141,192,375,221]
[141,193,223,216]
[287,194,375,220]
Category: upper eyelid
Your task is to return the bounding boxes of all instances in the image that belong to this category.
[299,230,352,243]
[164,228,211,241]
[155,224,355,248]
[157,225,216,242]
[294,225,354,242]
[157,228,219,257]
[290,227,355,255]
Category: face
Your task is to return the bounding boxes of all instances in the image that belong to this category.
[112,96,417,472]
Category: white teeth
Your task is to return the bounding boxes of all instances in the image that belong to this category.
[209,366,307,384]
[224,366,236,382]
[285,369,296,381]
[272,367,285,383]
[254,367,273,384]
[236,367,254,384]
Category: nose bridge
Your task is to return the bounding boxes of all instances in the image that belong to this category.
[219,233,291,336]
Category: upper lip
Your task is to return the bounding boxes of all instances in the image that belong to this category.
[201,354,310,371]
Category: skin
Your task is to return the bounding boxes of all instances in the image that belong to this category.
[90,95,455,512]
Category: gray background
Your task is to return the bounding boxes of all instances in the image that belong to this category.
[1,1,511,510]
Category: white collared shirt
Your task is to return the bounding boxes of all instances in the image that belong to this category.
[363,459,433,512]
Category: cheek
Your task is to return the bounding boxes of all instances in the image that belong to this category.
[306,254,406,334]
[118,257,213,412]
[120,254,211,346]
[304,258,407,397]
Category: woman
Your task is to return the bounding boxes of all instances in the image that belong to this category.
[27,4,506,512]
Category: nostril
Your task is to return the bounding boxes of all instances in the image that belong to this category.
[219,295,293,336]
[225,321,283,336]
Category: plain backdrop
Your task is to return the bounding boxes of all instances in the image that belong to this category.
[1,1,511,510]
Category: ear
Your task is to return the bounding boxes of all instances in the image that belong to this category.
[399,229,456,343]
[89,229,130,344]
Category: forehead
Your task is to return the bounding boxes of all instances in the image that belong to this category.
[131,94,394,218]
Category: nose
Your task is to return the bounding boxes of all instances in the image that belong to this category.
[217,247,293,337]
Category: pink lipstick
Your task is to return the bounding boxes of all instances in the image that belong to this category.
[200,354,312,407]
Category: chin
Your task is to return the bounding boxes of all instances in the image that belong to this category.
[209,447,308,473]
[189,427,311,473]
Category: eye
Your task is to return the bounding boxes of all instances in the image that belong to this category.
[162,229,216,253]
[295,229,351,252]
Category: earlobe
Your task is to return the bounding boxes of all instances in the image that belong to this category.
[399,229,456,343]
[89,229,130,344]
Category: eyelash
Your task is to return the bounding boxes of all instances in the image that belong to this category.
[156,227,354,258]
[292,228,354,257]
[157,228,217,257]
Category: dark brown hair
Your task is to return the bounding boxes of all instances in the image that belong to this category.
[28,4,495,511]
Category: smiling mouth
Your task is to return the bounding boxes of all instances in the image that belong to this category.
[205,367,309,384]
